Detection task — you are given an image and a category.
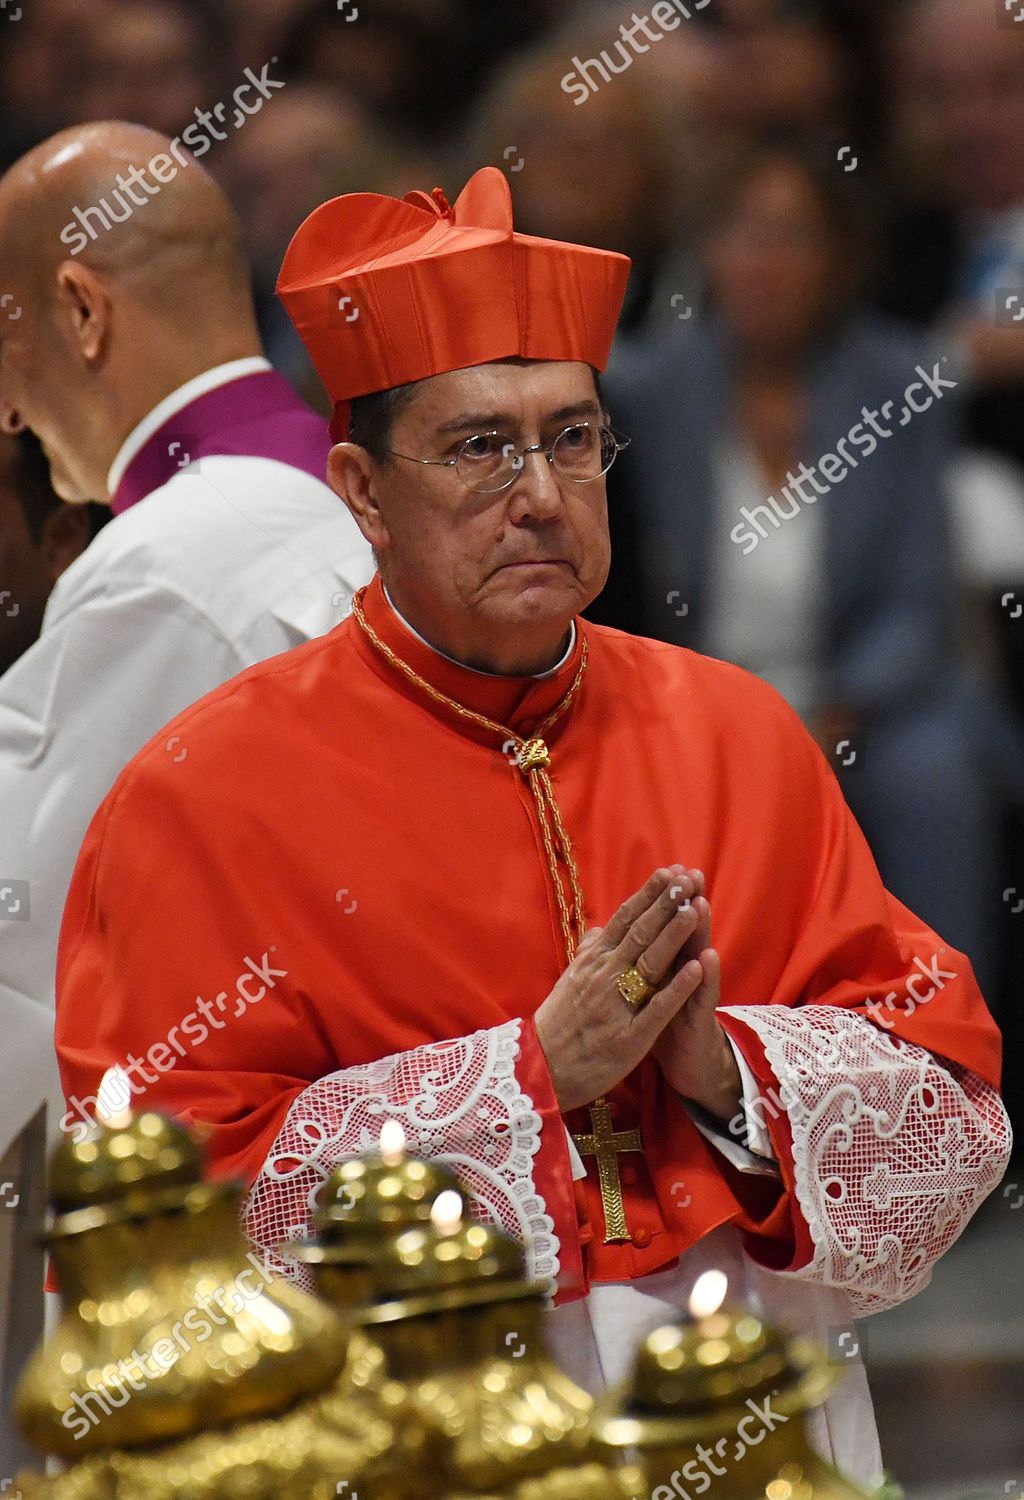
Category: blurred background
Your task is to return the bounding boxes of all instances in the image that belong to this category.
[0,0,1021,1490]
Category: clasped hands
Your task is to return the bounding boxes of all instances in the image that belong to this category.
[533,865,742,1119]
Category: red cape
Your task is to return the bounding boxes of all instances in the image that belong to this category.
[56,576,1003,1294]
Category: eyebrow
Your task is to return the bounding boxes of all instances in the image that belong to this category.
[433,399,603,437]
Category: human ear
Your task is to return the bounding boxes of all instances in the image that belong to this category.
[327,442,391,552]
[54,261,111,366]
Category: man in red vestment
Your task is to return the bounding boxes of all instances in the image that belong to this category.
[55,168,1011,1485]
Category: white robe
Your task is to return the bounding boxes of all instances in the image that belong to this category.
[545,1232,883,1489]
[0,413,373,1162]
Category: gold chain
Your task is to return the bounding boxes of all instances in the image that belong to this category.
[351,587,588,965]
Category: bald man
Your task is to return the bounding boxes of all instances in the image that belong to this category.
[0,123,373,1180]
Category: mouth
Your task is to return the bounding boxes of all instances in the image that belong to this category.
[497,559,571,571]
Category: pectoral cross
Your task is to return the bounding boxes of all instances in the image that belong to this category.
[572,1097,642,1244]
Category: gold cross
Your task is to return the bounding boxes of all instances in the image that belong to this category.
[572,1097,642,1244]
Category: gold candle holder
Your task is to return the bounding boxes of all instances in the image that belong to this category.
[12,1089,437,1499]
[594,1272,874,1500]
[282,1122,469,1400]
[284,1120,467,1307]
[17,1108,347,1455]
[358,1196,624,1499]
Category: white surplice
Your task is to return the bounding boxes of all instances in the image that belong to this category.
[0,364,374,1163]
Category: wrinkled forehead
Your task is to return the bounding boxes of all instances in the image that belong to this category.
[401,359,602,431]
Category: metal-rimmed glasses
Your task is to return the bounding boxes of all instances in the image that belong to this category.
[380,421,631,494]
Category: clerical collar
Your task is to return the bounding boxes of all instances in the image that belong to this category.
[353,574,586,751]
[106,359,331,515]
[382,582,576,680]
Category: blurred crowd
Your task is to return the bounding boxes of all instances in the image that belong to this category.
[1,0,1023,1119]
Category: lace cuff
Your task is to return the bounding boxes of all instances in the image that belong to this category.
[719,1004,1012,1314]
[241,1019,561,1292]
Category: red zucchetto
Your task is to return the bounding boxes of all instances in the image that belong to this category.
[276,166,631,440]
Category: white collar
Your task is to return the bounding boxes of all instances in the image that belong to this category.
[382,582,576,680]
[106,356,272,498]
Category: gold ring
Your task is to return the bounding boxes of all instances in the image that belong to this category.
[616,964,654,1012]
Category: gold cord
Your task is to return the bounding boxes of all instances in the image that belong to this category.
[353,588,643,1243]
[352,587,588,965]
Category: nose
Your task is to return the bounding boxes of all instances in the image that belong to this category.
[506,446,565,520]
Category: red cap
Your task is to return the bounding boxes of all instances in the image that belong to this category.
[276,166,631,441]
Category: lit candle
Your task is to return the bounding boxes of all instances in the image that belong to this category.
[688,1269,728,1320]
[430,1189,463,1235]
[379,1119,406,1167]
[95,1064,133,1129]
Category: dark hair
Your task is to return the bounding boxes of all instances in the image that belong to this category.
[703,133,880,292]
[347,381,422,458]
[348,366,607,458]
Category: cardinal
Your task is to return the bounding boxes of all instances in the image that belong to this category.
[56,166,1011,1489]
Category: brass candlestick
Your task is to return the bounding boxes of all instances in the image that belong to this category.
[13,1098,437,1499]
[282,1127,469,1400]
[360,1205,623,1499]
[594,1274,874,1500]
[284,1128,467,1305]
[17,1108,346,1455]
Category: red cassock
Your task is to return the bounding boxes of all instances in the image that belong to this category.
[56,574,1010,1313]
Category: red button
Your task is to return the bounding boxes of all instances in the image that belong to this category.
[632,1227,651,1248]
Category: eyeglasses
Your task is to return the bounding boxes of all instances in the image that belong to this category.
[380,422,631,494]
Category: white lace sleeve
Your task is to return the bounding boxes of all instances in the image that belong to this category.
[719,1004,1013,1315]
[241,1018,560,1291]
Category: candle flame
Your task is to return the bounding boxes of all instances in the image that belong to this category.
[430,1189,463,1235]
[379,1119,406,1166]
[689,1269,728,1319]
[96,1065,133,1129]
